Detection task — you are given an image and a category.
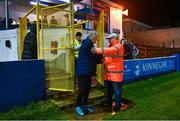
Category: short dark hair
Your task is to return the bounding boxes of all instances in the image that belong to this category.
[76,32,82,37]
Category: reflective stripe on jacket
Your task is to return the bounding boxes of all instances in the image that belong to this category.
[96,39,124,82]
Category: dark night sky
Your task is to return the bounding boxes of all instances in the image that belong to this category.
[111,0,180,27]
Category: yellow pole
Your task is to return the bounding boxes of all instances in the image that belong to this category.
[41,9,44,59]
[36,0,40,59]
[19,18,27,59]
[71,0,75,91]
[42,3,71,10]
[73,20,89,27]
[72,0,75,53]
[101,11,104,47]
[96,11,104,85]
[43,8,72,13]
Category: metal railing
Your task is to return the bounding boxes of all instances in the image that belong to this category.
[137,45,180,58]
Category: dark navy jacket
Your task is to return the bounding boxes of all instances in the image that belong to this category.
[76,37,103,76]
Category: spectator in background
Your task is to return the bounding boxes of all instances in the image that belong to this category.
[121,32,139,59]
[22,23,37,59]
[74,32,83,59]
[74,32,83,85]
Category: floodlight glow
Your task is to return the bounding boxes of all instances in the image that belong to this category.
[57,0,70,3]
[30,1,48,6]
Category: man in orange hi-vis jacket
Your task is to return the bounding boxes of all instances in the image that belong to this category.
[91,33,128,115]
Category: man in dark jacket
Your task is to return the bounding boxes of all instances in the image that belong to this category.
[75,31,102,116]
[22,24,37,59]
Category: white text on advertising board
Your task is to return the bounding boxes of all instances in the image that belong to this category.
[142,61,167,71]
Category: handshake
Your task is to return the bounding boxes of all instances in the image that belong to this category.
[91,47,96,54]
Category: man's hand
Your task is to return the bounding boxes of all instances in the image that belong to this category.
[91,47,96,54]
[74,45,81,51]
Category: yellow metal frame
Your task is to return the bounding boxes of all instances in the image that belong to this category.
[40,8,44,59]
[36,2,40,59]
[19,0,104,92]
[96,11,105,85]
[40,1,76,92]
[19,5,36,22]
[42,3,71,10]
[71,1,75,91]
[49,88,74,92]
[19,17,27,58]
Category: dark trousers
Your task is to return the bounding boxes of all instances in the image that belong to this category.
[104,80,122,106]
[76,75,91,107]
[75,59,78,85]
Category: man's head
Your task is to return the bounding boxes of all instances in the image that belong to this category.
[75,32,82,41]
[88,31,98,44]
[106,33,119,45]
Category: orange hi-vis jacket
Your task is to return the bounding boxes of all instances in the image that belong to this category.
[96,39,124,82]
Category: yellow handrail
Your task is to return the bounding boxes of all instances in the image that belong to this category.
[73,20,89,27]
[42,47,72,50]
[48,88,74,92]
[46,75,72,80]
[19,6,36,22]
[42,3,71,10]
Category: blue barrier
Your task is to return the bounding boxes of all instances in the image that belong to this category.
[123,56,178,84]
[173,54,180,71]
[0,60,45,112]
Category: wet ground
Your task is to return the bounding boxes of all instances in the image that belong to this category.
[65,103,111,120]
[49,87,135,120]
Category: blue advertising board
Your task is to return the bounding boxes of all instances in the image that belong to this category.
[173,54,180,71]
[123,56,176,84]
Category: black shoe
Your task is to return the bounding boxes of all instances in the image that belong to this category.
[100,100,112,107]
[83,105,95,113]
[112,105,121,112]
[112,105,121,115]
